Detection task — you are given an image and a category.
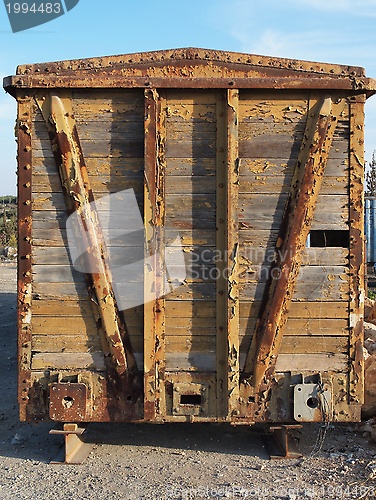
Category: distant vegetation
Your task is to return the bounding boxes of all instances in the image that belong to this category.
[0,196,17,248]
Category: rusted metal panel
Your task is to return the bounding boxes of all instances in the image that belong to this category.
[17,95,33,421]
[348,95,366,405]
[5,75,376,92]
[144,89,167,420]
[226,89,240,418]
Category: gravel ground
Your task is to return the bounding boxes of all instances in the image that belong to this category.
[1,262,376,499]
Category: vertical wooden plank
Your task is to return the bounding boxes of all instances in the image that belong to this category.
[216,91,227,417]
[144,89,166,420]
[348,95,366,405]
[227,89,240,417]
[17,94,33,421]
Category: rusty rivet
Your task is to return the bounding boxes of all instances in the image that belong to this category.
[24,182,31,188]
[23,200,31,206]
[24,164,31,170]
[219,219,224,223]
[24,146,31,152]
[144,82,150,86]
[23,271,31,278]
[218,290,224,296]
[24,236,31,243]
[228,81,235,86]
[219,183,224,188]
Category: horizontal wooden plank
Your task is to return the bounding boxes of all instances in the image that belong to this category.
[239,301,348,319]
[166,103,216,122]
[32,334,101,353]
[165,300,216,318]
[32,173,144,196]
[280,335,347,355]
[165,158,216,176]
[165,176,216,195]
[31,352,106,371]
[166,283,216,301]
[165,335,215,352]
[239,96,308,123]
[32,299,94,317]
[32,265,86,284]
[33,282,87,300]
[239,157,348,177]
[274,353,348,373]
[32,139,144,159]
[32,316,96,334]
[239,175,348,195]
[165,352,216,372]
[166,90,218,104]
[239,280,349,301]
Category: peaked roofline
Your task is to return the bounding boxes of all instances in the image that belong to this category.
[14,47,366,77]
[4,47,376,96]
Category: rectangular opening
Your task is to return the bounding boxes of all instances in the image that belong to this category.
[180,394,202,406]
[307,230,349,248]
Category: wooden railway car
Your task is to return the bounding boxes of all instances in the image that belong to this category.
[4,49,376,443]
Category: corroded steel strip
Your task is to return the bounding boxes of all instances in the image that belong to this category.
[144,89,166,420]
[6,75,375,93]
[243,97,346,401]
[17,95,33,421]
[36,93,136,377]
[216,91,228,417]
[227,89,240,418]
[14,48,366,77]
[348,95,366,405]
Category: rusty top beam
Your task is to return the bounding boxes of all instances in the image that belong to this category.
[3,48,376,95]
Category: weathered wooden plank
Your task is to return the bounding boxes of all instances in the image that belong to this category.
[32,299,94,317]
[165,353,216,372]
[239,96,308,123]
[32,334,101,353]
[166,283,217,300]
[238,300,348,319]
[239,157,348,177]
[239,175,348,195]
[239,335,347,354]
[31,352,106,371]
[32,316,96,334]
[165,300,216,317]
[165,335,216,352]
[239,317,349,337]
[166,103,216,122]
[32,138,144,158]
[165,176,216,194]
[274,353,348,373]
[166,90,218,104]
[165,158,216,176]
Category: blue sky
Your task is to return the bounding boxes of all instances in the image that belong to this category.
[1,0,376,195]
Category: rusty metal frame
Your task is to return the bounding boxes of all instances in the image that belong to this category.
[241,97,346,411]
[226,89,240,418]
[216,92,227,417]
[6,75,375,92]
[348,95,366,405]
[35,93,137,381]
[13,48,367,77]
[144,89,166,420]
[17,94,33,421]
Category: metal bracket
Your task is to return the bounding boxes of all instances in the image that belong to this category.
[50,423,94,464]
[263,424,303,460]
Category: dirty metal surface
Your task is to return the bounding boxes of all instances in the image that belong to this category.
[17,94,33,421]
[348,95,366,406]
[144,88,167,420]
[4,49,376,95]
[50,383,88,421]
